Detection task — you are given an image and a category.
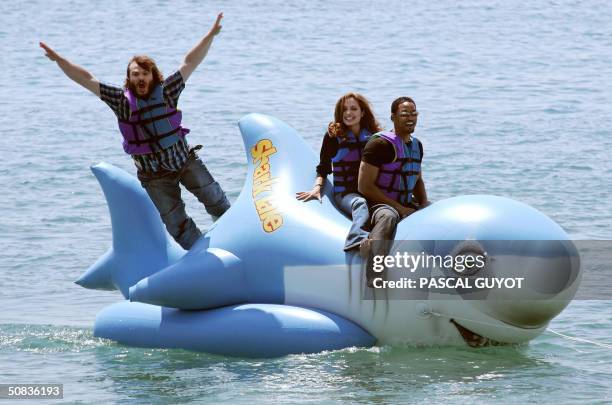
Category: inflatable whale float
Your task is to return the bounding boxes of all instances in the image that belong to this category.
[76,114,580,357]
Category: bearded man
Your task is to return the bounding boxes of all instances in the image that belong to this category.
[40,13,230,250]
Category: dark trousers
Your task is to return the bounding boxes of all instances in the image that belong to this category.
[137,155,230,250]
[366,204,400,283]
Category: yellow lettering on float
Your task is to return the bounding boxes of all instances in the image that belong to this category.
[250,139,284,233]
[253,163,270,179]
[251,139,277,163]
[255,196,277,216]
[252,177,278,198]
[262,213,283,233]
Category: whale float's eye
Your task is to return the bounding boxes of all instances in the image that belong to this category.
[450,241,488,276]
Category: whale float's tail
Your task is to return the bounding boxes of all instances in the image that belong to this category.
[75,162,185,298]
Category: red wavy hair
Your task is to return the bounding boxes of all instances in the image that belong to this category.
[329,93,381,139]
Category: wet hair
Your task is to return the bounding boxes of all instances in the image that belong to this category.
[391,96,416,114]
[330,92,382,138]
[123,55,164,89]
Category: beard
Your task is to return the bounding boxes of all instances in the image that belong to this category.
[129,80,154,99]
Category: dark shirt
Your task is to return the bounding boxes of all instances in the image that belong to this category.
[315,132,340,178]
[362,136,424,167]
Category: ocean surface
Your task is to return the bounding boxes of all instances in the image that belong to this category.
[1,0,611,403]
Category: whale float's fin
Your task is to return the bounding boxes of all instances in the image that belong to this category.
[238,113,318,191]
[210,113,349,251]
[129,247,247,309]
[75,162,185,298]
[75,249,115,291]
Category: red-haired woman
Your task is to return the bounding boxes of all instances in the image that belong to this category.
[296,93,381,251]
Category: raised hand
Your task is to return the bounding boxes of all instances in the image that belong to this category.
[38,42,100,96]
[180,12,225,81]
[210,12,223,36]
[39,42,61,62]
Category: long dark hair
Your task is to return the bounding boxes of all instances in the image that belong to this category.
[329,92,381,139]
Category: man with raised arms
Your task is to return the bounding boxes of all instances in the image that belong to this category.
[358,97,430,283]
[40,13,230,250]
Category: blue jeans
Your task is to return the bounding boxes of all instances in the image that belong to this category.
[138,155,230,250]
[334,193,370,251]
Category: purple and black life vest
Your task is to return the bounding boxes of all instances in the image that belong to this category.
[373,131,422,206]
[117,85,189,155]
[331,129,371,196]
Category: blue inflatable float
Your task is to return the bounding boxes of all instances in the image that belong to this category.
[76,114,580,357]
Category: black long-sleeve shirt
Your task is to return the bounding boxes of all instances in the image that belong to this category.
[315,132,340,178]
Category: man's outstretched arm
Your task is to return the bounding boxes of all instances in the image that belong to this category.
[179,12,223,82]
[39,42,101,97]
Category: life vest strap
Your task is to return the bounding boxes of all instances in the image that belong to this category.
[332,160,361,169]
[130,102,167,116]
[379,169,420,176]
[127,126,183,145]
[380,185,416,193]
[119,110,179,127]
[332,178,358,187]
[395,157,422,164]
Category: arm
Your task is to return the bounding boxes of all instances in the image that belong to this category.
[413,140,430,207]
[296,132,337,203]
[358,162,415,218]
[412,174,430,207]
[179,13,223,82]
[39,42,100,97]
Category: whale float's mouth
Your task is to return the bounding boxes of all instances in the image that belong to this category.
[450,319,506,347]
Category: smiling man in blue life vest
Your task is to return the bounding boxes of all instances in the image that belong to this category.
[40,13,230,250]
[358,97,430,283]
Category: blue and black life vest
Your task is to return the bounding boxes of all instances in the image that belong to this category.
[373,131,422,206]
[331,129,371,196]
[117,85,189,155]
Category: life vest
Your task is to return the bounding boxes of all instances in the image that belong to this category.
[373,131,422,206]
[118,85,189,155]
[331,129,371,196]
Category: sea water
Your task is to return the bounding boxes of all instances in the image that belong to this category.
[1,0,611,403]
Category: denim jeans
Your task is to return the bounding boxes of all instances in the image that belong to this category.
[334,192,370,251]
[137,155,230,250]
